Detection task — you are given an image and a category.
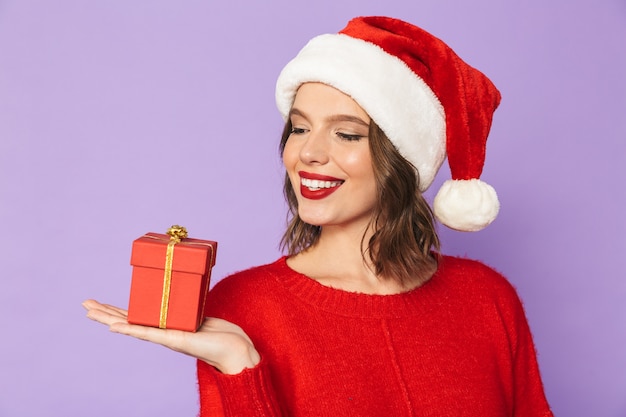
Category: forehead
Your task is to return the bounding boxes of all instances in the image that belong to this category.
[292,83,370,123]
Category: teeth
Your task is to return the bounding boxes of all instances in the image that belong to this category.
[301,178,342,190]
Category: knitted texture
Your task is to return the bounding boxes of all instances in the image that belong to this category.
[197,256,553,417]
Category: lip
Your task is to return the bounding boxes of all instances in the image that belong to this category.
[298,171,343,181]
[298,171,343,200]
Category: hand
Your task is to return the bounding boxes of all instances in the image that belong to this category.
[82,299,260,375]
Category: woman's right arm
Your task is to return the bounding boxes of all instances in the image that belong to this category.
[198,357,283,416]
[82,300,259,375]
[83,299,284,416]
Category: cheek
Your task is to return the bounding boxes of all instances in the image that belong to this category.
[282,139,299,169]
[282,140,301,189]
[342,148,375,181]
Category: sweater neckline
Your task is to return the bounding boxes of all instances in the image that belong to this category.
[270,256,448,319]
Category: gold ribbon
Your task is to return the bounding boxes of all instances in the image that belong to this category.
[159,225,188,328]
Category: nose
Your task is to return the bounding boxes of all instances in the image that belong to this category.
[299,129,330,165]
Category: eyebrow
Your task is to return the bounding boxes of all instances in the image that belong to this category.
[289,108,370,128]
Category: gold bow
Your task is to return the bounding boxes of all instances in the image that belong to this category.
[166,225,188,243]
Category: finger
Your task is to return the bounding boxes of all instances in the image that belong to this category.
[99,303,129,317]
[82,299,103,310]
[86,307,128,327]
[83,300,128,319]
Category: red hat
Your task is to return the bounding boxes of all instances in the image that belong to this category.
[276,16,501,231]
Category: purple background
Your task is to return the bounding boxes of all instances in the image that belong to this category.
[1,1,624,416]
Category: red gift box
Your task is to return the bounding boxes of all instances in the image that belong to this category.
[127,226,217,332]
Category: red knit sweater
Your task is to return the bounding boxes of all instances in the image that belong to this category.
[197,255,553,417]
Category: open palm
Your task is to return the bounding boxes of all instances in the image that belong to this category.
[83,299,259,374]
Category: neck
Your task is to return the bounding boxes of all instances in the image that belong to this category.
[287,223,412,295]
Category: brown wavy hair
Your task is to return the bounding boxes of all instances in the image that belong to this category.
[279,119,440,287]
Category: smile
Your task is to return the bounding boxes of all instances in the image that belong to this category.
[301,178,343,191]
[298,171,344,200]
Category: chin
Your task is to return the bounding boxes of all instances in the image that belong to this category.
[298,215,326,227]
[296,209,332,227]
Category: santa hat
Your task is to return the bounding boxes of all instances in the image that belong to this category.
[275,16,502,232]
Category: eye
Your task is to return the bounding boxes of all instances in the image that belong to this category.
[290,127,307,135]
[337,132,365,141]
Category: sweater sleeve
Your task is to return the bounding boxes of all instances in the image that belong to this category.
[197,358,283,417]
[196,264,286,417]
[503,285,554,417]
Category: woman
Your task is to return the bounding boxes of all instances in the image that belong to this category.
[84,16,553,416]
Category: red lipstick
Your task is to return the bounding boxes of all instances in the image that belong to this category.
[298,171,343,200]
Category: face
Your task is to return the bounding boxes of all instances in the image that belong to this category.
[283,82,377,232]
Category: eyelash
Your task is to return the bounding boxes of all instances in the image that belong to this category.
[336,132,364,141]
[290,127,306,135]
[289,127,364,142]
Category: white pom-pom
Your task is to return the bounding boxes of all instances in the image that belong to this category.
[433,179,500,232]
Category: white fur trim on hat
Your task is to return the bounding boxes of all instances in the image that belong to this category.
[276,33,446,191]
[433,179,500,232]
